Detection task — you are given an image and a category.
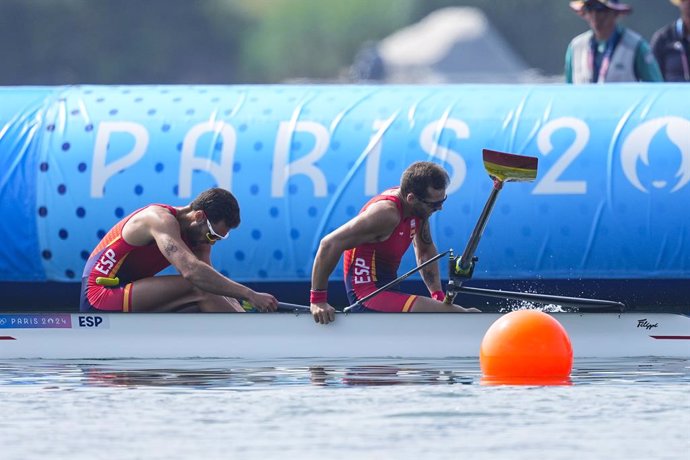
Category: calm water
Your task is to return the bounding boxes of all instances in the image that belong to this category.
[0,358,688,460]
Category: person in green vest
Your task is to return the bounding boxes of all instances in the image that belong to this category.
[565,0,662,83]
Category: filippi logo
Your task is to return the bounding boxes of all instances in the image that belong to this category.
[637,319,659,330]
[621,117,690,193]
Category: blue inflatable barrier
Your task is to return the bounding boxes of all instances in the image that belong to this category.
[0,84,688,291]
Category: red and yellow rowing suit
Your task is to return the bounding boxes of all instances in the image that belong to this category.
[343,188,420,312]
[79,204,190,312]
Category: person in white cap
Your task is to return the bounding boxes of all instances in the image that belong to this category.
[565,0,662,83]
[651,0,690,81]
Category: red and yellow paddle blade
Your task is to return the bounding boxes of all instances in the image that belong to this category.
[482,149,538,182]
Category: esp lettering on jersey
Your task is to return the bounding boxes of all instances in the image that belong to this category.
[353,257,372,284]
[94,248,117,276]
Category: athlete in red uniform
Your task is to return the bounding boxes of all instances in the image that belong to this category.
[310,162,480,324]
[80,188,278,313]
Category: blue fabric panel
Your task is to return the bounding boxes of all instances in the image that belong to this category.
[0,87,55,280]
[0,84,688,283]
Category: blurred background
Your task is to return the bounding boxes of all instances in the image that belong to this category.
[0,0,679,85]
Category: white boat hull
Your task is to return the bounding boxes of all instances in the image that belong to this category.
[1,311,689,359]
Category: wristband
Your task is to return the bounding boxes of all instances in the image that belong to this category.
[310,289,328,304]
[430,290,445,302]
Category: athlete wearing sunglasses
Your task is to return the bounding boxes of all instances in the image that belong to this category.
[416,194,447,210]
[205,216,229,243]
[309,161,480,325]
[80,187,278,314]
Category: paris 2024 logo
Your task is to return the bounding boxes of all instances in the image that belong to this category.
[621,116,690,193]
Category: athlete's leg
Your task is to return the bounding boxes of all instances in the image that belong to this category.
[170,297,245,313]
[409,296,480,313]
[364,291,418,312]
[355,285,479,313]
[130,276,244,312]
[197,295,245,313]
[347,274,479,312]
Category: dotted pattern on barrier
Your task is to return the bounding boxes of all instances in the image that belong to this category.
[27,85,690,283]
[31,86,499,282]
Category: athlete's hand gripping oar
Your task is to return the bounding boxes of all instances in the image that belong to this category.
[444,149,539,304]
[343,250,450,313]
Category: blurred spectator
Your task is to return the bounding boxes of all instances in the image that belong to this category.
[651,0,690,82]
[350,41,386,82]
[565,0,662,83]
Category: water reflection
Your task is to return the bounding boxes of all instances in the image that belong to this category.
[0,360,476,389]
[308,365,473,386]
[480,376,572,386]
[0,358,687,389]
[83,367,242,388]
[81,364,475,388]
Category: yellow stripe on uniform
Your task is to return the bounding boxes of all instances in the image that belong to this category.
[401,295,417,312]
[123,284,132,313]
[371,250,377,282]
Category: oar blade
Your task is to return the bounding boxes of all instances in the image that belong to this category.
[482,149,538,182]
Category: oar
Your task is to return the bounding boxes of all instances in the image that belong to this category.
[445,150,626,311]
[457,286,626,312]
[278,302,311,312]
[343,250,450,313]
[444,149,538,303]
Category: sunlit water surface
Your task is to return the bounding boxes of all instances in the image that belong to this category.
[0,358,688,460]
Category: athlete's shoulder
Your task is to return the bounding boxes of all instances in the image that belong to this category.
[362,199,401,229]
[144,205,181,230]
[373,188,403,207]
[124,204,179,242]
[138,204,176,220]
[366,195,399,212]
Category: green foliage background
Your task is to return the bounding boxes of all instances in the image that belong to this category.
[0,0,679,84]
[239,0,415,82]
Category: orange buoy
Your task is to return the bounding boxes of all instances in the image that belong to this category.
[480,309,573,385]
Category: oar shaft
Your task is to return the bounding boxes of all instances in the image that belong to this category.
[277,302,311,312]
[459,286,626,311]
[458,180,502,272]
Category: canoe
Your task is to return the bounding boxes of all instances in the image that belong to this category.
[1,310,688,359]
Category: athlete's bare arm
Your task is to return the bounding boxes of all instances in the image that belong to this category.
[409,216,480,313]
[310,201,400,324]
[412,219,442,294]
[192,240,213,265]
[191,240,245,312]
[127,206,277,311]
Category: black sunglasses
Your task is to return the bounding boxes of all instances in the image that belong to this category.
[417,195,447,209]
